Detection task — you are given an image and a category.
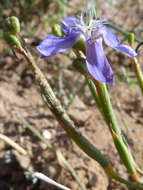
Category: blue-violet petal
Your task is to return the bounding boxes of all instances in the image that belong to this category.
[86,38,113,84]
[62,17,82,35]
[37,34,80,58]
[103,26,137,57]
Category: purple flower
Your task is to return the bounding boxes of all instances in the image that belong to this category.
[37,3,137,84]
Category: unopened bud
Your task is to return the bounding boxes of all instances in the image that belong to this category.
[72,58,88,75]
[5,16,20,35]
[73,37,85,52]
[128,33,134,46]
[4,32,21,49]
[52,24,62,37]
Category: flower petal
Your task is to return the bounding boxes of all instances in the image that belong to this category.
[37,34,80,57]
[114,44,137,57]
[102,25,120,48]
[62,17,81,35]
[86,38,113,84]
[102,25,137,57]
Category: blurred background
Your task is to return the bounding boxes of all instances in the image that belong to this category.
[0,0,143,190]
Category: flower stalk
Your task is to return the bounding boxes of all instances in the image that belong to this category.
[90,80,140,180]
[72,58,102,111]
[73,57,139,181]
[132,57,143,94]
[128,33,143,94]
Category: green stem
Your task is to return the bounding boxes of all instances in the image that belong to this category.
[94,81,137,177]
[85,75,101,110]
[132,58,143,94]
[95,82,121,135]
[72,57,137,178]
[86,75,132,166]
[127,33,143,94]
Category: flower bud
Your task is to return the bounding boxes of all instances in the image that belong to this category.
[128,33,134,46]
[4,32,21,49]
[52,24,62,37]
[72,58,88,75]
[73,37,85,52]
[5,16,20,35]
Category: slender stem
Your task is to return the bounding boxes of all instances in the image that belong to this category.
[17,113,54,150]
[85,76,110,124]
[95,82,121,135]
[72,58,139,180]
[131,57,143,94]
[127,33,143,94]
[85,75,101,110]
[85,77,136,176]
[93,81,137,179]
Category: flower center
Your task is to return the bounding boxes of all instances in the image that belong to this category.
[79,1,107,44]
[80,19,104,44]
